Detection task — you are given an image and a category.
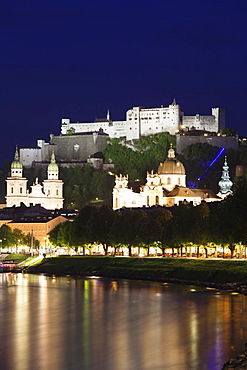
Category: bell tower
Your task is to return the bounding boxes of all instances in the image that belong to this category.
[6,146,28,207]
[43,151,64,209]
[217,156,233,199]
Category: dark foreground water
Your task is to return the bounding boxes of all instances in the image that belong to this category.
[0,274,246,370]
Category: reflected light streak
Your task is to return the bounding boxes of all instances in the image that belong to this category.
[110,281,118,290]
[14,275,29,370]
[189,304,199,365]
[83,280,90,368]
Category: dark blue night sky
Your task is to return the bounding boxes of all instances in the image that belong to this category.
[1,0,247,164]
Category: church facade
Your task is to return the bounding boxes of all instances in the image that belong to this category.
[6,147,64,210]
[113,145,229,210]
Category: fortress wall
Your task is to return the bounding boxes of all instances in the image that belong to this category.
[176,135,239,154]
[47,133,108,162]
[182,116,217,131]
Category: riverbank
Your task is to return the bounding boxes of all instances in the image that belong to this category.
[20,256,247,369]
[25,255,247,292]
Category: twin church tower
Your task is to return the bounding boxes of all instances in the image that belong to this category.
[6,147,63,210]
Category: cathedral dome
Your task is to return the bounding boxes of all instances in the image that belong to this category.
[11,146,22,169]
[157,145,185,175]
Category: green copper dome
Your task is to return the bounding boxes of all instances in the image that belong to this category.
[11,146,22,169]
[48,151,59,172]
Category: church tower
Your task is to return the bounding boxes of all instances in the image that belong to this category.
[217,156,233,199]
[43,151,64,209]
[6,146,28,207]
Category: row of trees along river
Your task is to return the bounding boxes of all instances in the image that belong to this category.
[49,182,247,258]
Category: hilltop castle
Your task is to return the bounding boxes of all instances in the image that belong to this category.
[19,99,226,168]
[61,99,225,141]
[6,147,63,210]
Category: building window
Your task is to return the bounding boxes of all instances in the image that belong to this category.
[147,196,149,206]
[178,178,181,185]
[20,187,22,194]
[56,190,58,196]
[167,177,171,185]
[155,196,159,205]
[11,187,13,194]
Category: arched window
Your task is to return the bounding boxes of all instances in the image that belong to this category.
[115,198,118,209]
[155,195,159,205]
[11,187,13,194]
[167,177,171,185]
[178,177,181,185]
[20,187,22,194]
[147,196,149,206]
[56,189,58,196]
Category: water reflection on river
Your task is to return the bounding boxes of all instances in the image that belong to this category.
[0,273,246,370]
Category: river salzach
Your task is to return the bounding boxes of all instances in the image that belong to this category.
[0,274,246,370]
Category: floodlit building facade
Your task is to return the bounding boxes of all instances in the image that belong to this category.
[6,147,64,210]
[113,145,222,210]
[61,100,225,141]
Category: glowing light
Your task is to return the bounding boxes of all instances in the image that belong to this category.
[205,148,225,174]
[198,148,225,181]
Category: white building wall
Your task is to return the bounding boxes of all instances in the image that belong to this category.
[61,118,126,138]
[113,187,145,210]
[20,148,42,167]
[159,174,186,191]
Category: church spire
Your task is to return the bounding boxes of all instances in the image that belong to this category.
[172,98,177,105]
[217,156,233,199]
[11,145,23,177]
[14,145,20,162]
[107,109,111,121]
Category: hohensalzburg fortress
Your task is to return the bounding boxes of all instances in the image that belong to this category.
[61,99,225,140]
[20,99,225,168]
